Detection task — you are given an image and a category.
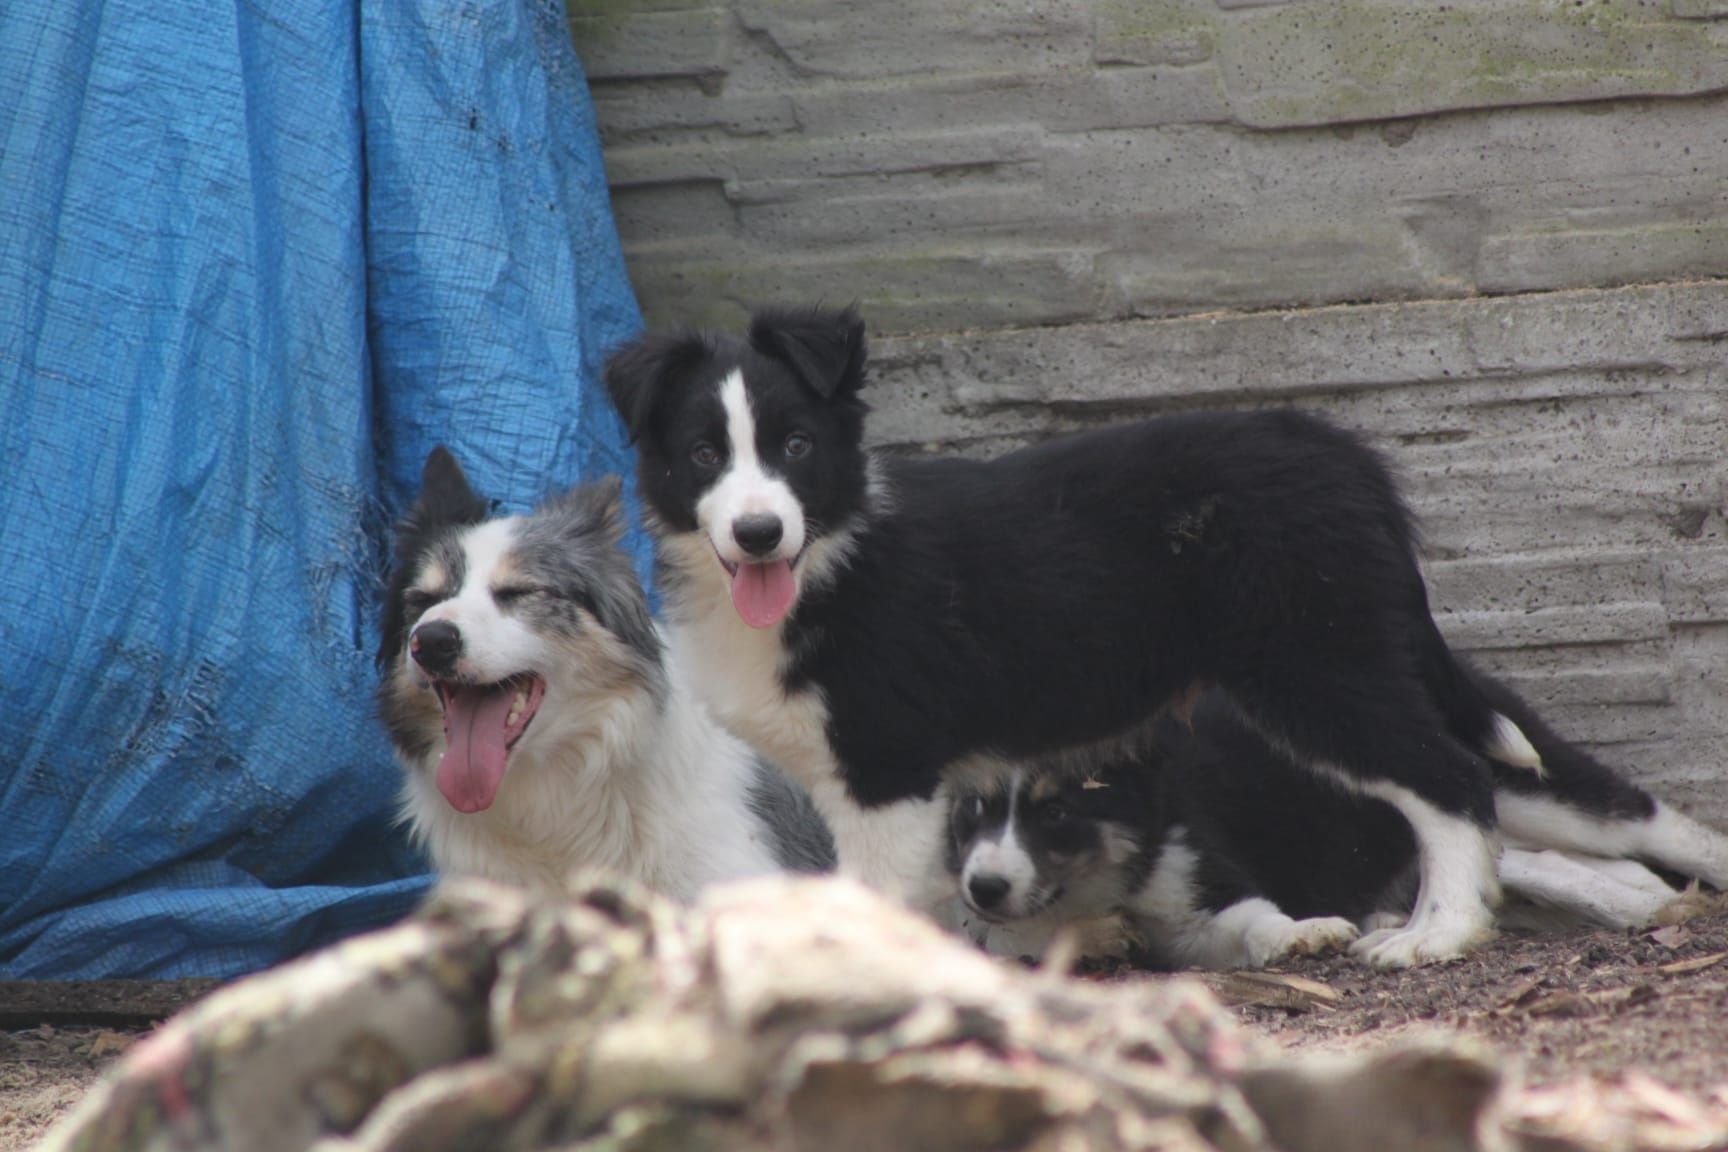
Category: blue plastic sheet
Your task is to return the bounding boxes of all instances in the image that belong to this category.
[0,0,644,978]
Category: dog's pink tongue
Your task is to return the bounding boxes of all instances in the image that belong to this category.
[731,560,797,628]
[436,684,515,813]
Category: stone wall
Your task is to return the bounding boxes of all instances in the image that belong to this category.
[569,1,1728,819]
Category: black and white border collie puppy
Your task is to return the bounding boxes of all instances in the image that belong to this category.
[608,306,1582,967]
[947,751,1365,971]
[951,684,1728,969]
[378,448,833,899]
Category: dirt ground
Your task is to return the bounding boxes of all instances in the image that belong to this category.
[1226,908,1728,1092]
[0,981,216,1151]
[6,914,1728,1149]
[1,1025,137,1150]
[1085,904,1728,1096]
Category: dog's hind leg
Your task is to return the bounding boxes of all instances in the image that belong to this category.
[1469,668,1728,889]
[1224,669,1500,969]
[1498,847,1676,930]
[1497,790,1728,891]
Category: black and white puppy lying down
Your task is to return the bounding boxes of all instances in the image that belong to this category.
[607,305,1577,967]
[949,682,1728,970]
[378,448,833,898]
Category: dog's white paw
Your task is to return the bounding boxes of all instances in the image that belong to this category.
[1282,916,1360,957]
[1358,910,1407,935]
[1349,909,1493,969]
[1245,916,1359,967]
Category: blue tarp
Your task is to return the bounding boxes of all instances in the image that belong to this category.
[0,0,644,978]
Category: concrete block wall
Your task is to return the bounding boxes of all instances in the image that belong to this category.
[570,0,1728,820]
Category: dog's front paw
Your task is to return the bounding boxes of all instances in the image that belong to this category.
[1246,916,1359,967]
[1357,910,1407,935]
[1349,909,1492,969]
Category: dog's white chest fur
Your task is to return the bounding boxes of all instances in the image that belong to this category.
[662,551,829,779]
[661,537,952,911]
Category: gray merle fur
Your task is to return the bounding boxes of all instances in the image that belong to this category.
[748,758,839,874]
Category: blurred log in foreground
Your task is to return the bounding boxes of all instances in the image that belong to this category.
[38,876,1728,1152]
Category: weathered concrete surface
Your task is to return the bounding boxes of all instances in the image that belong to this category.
[573,0,1728,333]
[867,281,1728,823]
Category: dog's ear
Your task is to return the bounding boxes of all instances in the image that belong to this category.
[603,331,710,443]
[379,447,490,670]
[412,446,490,530]
[576,474,628,545]
[749,305,867,400]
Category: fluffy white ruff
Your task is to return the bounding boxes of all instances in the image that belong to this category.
[398,629,785,902]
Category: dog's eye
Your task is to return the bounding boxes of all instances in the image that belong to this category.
[403,589,440,615]
[1040,803,1071,827]
[784,432,812,460]
[493,586,539,606]
[690,441,724,468]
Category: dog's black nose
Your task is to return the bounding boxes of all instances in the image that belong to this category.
[968,874,1011,910]
[733,514,783,558]
[410,620,462,677]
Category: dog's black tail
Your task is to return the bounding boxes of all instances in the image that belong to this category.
[1456,655,1661,820]
[1412,579,1673,838]
[1366,442,1543,777]
[1409,587,1544,775]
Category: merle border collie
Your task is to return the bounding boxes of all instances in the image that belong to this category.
[378,448,833,898]
[602,305,1708,966]
[949,681,1728,970]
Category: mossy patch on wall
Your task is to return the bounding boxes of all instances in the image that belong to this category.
[1090,0,1728,127]
[1213,0,1728,127]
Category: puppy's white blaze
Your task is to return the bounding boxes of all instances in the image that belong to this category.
[961,776,1040,915]
[698,369,806,566]
[1486,713,1543,774]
